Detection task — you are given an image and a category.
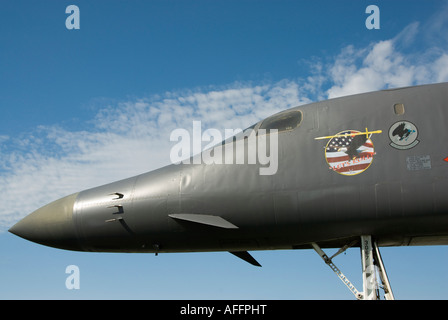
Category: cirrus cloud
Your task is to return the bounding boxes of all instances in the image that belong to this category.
[1,18,448,231]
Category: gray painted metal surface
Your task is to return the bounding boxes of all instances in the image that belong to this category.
[9,83,448,257]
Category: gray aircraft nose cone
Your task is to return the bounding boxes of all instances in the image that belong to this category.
[9,193,81,251]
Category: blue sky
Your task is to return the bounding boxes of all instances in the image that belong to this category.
[1,0,448,299]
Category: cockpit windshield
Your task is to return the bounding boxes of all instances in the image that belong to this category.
[221,109,302,145]
[259,110,302,132]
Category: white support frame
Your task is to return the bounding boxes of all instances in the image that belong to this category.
[360,235,378,300]
[312,235,395,300]
[372,239,395,300]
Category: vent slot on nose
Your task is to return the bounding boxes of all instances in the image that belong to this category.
[110,192,124,200]
[106,193,125,221]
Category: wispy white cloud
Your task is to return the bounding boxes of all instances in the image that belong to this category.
[2,16,448,231]
[0,81,307,231]
[305,1,448,100]
[321,18,448,99]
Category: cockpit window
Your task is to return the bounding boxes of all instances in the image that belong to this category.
[221,110,302,145]
[259,110,302,132]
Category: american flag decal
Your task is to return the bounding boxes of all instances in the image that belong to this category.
[324,130,376,176]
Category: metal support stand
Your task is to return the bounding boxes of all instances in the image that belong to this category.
[360,235,377,300]
[372,239,395,300]
[311,241,362,300]
[312,235,394,300]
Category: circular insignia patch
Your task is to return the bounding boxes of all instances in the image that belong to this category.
[388,121,419,150]
[325,130,375,176]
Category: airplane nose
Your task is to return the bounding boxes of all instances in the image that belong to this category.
[9,193,81,251]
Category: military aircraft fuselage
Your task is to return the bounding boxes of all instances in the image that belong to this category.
[9,83,448,254]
